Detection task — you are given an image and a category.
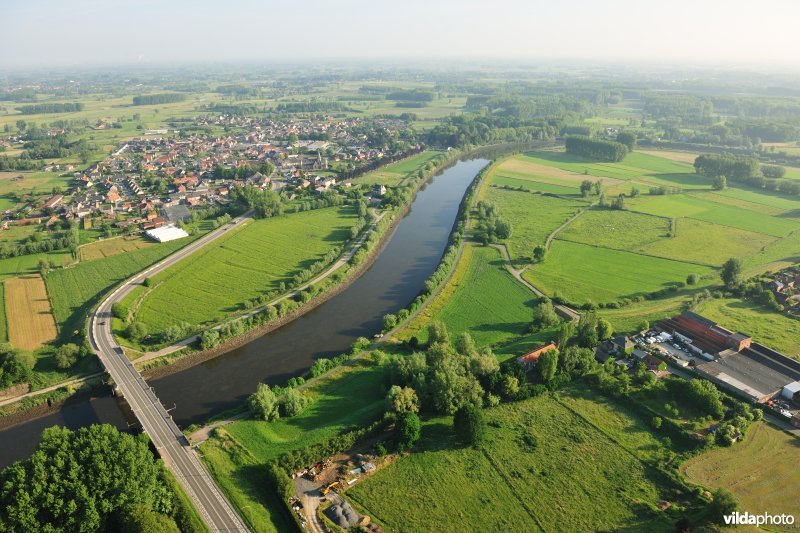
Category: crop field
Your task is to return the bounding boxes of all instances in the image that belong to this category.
[496,155,625,186]
[694,298,800,358]
[680,422,800,527]
[134,207,356,333]
[46,238,193,336]
[524,240,711,305]
[0,171,73,198]
[636,218,776,267]
[354,150,443,186]
[4,275,58,351]
[692,191,787,216]
[483,188,586,262]
[558,209,669,251]
[628,194,799,237]
[346,391,680,532]
[710,186,800,215]
[409,245,535,347]
[638,149,700,164]
[79,235,154,261]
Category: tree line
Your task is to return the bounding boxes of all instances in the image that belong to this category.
[15,103,84,114]
[132,93,186,106]
[565,135,628,162]
[694,154,800,195]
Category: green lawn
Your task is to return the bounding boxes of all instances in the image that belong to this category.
[490,176,579,195]
[134,207,356,333]
[635,218,776,267]
[558,209,670,251]
[694,297,800,358]
[418,245,536,347]
[483,188,586,262]
[525,240,712,305]
[46,237,196,337]
[345,390,683,532]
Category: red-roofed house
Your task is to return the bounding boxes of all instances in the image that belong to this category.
[516,343,557,371]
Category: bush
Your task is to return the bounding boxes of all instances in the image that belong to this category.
[277,388,309,417]
[248,383,280,421]
[54,343,81,369]
[111,302,128,320]
[453,404,486,446]
[397,412,421,449]
[126,322,149,342]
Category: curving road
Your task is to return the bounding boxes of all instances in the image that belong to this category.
[88,211,253,532]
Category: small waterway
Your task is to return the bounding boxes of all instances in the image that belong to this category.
[0,158,488,468]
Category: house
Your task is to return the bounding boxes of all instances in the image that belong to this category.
[43,194,63,209]
[610,335,634,355]
[516,343,557,371]
[374,184,387,197]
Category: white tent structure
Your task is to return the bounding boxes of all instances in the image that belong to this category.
[145,224,189,243]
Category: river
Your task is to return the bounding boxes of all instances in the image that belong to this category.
[0,158,488,468]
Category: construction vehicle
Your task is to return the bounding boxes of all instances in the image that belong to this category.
[321,481,338,496]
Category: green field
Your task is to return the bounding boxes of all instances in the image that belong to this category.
[522,150,701,185]
[46,237,195,337]
[134,207,355,333]
[628,194,800,237]
[525,240,712,305]
[346,389,683,532]
[558,209,669,251]
[742,230,800,275]
[200,359,388,531]
[489,176,579,195]
[483,188,585,262]
[635,218,776,267]
[680,422,800,528]
[414,245,535,347]
[694,298,800,358]
[354,151,443,186]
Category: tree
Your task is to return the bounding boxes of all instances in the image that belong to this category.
[558,346,595,377]
[0,424,169,532]
[386,385,419,414]
[117,505,180,533]
[597,318,614,341]
[576,312,600,347]
[382,313,397,330]
[616,131,636,151]
[580,180,593,197]
[54,343,81,369]
[556,321,576,349]
[469,349,500,378]
[453,405,486,446]
[630,185,640,198]
[397,411,421,449]
[537,348,559,382]
[427,320,450,346]
[0,344,34,388]
[707,488,738,525]
[428,359,484,414]
[277,388,309,417]
[532,299,560,330]
[532,245,546,263]
[612,194,625,210]
[720,258,743,289]
[712,175,727,190]
[499,374,520,400]
[455,332,478,358]
[651,416,663,429]
[686,273,699,285]
[199,329,220,350]
[126,322,148,342]
[112,302,128,320]
[247,383,279,421]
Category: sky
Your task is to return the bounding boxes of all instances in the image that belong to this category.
[4,0,800,69]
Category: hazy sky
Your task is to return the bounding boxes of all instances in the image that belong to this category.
[4,0,800,69]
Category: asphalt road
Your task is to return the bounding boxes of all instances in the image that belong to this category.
[88,211,253,532]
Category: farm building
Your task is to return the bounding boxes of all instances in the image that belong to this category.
[145,224,189,243]
[517,343,557,371]
[659,312,800,403]
[782,381,800,401]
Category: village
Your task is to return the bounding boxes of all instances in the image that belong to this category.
[0,113,420,245]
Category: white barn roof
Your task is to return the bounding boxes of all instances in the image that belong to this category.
[145,224,189,243]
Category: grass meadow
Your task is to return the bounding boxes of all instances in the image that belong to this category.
[352,151,443,186]
[345,389,683,532]
[79,235,154,261]
[134,206,355,333]
[680,422,800,529]
[524,240,711,305]
[558,209,670,251]
[414,245,535,347]
[483,187,586,262]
